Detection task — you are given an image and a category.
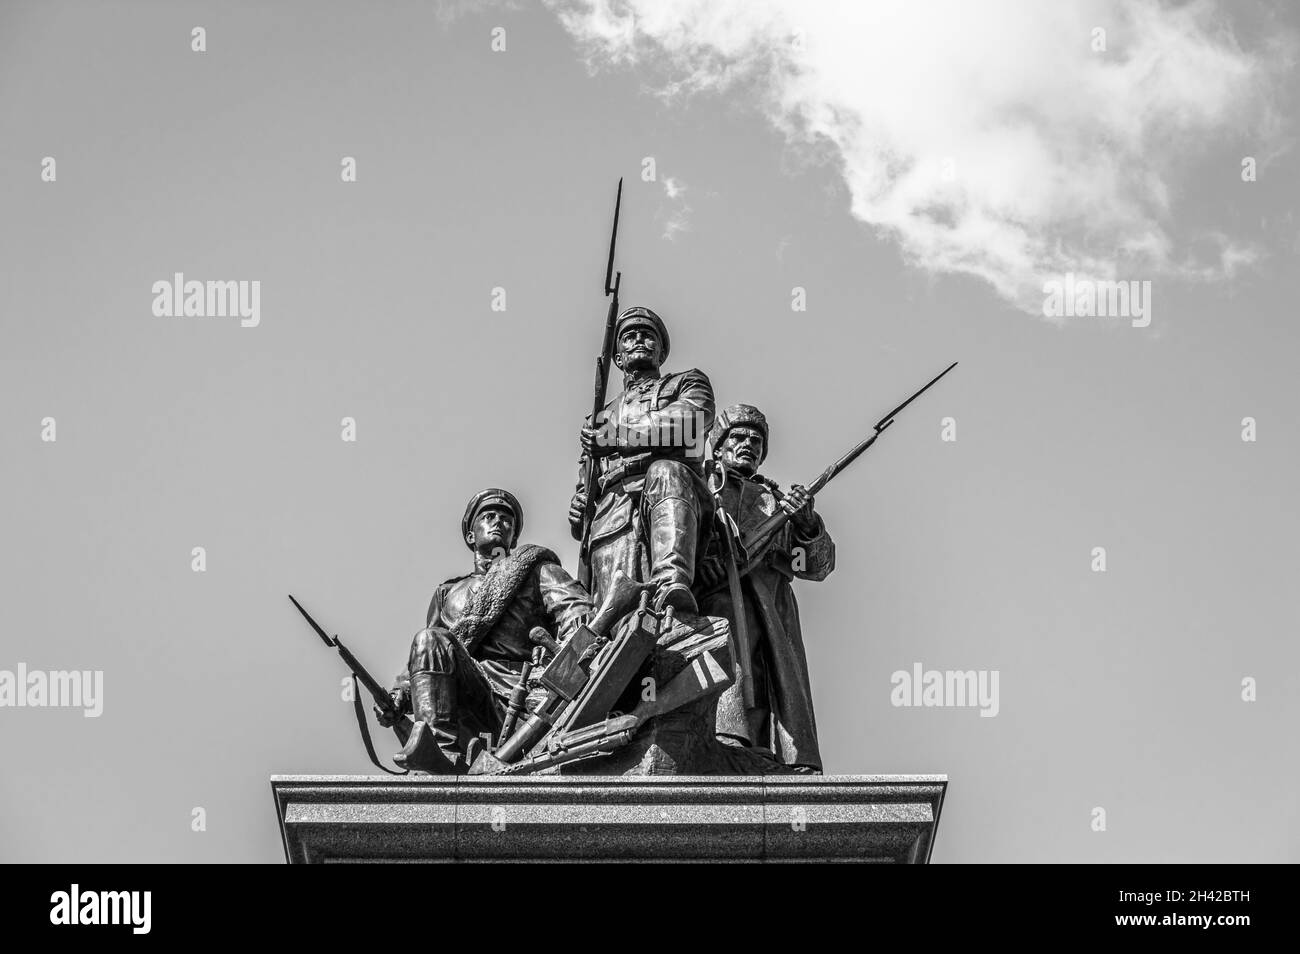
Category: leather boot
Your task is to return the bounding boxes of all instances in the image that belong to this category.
[648,496,699,616]
[392,670,464,774]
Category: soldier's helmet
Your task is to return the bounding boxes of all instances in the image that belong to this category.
[708,404,769,465]
[461,488,523,549]
[615,306,670,363]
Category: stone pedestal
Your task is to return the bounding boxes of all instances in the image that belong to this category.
[271,774,947,863]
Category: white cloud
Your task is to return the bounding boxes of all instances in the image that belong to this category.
[662,211,692,240]
[546,0,1292,313]
[659,175,692,239]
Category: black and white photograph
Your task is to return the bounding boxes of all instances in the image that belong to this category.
[1,0,1294,925]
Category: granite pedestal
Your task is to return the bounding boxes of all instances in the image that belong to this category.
[271,774,947,863]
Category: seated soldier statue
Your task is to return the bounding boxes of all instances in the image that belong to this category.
[380,488,648,774]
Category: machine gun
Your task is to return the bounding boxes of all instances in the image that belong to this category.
[497,647,732,775]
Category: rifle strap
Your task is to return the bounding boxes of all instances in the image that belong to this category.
[715,507,756,709]
[351,675,408,776]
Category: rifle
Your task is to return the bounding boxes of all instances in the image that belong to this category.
[735,361,959,574]
[576,178,623,591]
[498,641,546,746]
[481,578,654,769]
[287,595,413,767]
[714,504,756,708]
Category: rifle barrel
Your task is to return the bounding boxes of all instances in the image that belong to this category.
[736,361,958,563]
[335,641,395,714]
[289,594,397,716]
[578,180,626,577]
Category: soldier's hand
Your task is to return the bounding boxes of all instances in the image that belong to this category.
[568,492,588,528]
[696,555,725,591]
[782,484,815,526]
[373,689,405,727]
[580,425,615,458]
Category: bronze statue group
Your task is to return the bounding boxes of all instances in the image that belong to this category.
[378,305,837,777]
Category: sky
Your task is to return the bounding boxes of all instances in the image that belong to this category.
[1,0,1297,863]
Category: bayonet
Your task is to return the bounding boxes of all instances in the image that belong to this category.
[287,594,412,745]
[737,361,959,570]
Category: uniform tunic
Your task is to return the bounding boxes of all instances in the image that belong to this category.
[572,368,716,603]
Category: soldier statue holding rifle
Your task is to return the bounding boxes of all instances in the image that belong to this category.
[568,305,716,616]
[566,180,717,618]
[700,404,835,773]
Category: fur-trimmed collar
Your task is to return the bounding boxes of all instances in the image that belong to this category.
[451,544,560,653]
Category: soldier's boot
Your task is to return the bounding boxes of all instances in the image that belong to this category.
[589,566,657,637]
[648,496,700,616]
[392,670,464,774]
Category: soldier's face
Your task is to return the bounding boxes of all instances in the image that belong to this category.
[615,327,662,373]
[719,426,764,477]
[468,506,515,557]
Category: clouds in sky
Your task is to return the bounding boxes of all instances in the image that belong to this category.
[546,0,1292,313]
[659,175,692,240]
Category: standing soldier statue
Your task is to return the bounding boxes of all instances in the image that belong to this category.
[568,306,716,615]
[381,489,600,774]
[700,405,836,773]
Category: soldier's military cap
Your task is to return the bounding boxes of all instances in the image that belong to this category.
[709,404,769,464]
[461,488,523,548]
[615,306,670,362]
